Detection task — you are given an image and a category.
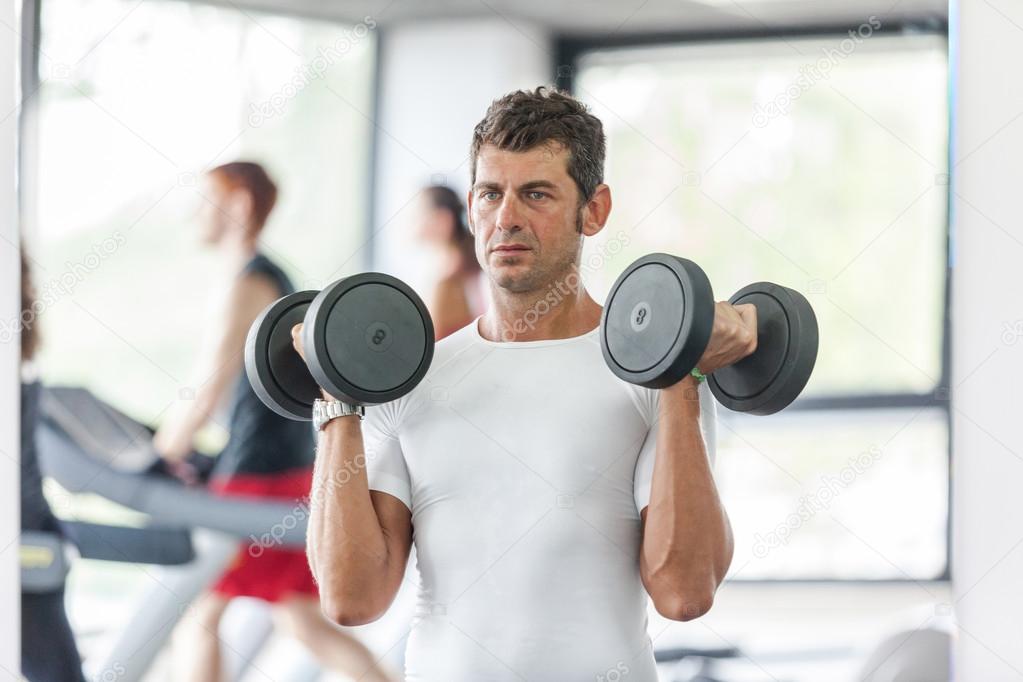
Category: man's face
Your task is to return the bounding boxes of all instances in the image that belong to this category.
[469,143,585,294]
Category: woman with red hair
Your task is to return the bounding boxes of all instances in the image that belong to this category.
[153,162,394,682]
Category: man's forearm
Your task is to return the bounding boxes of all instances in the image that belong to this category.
[640,376,733,620]
[309,416,394,622]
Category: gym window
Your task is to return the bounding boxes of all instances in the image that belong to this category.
[564,29,949,581]
[25,0,375,648]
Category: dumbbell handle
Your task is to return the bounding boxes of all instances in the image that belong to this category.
[707,282,819,415]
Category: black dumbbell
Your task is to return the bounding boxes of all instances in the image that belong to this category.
[600,253,818,415]
[244,273,435,420]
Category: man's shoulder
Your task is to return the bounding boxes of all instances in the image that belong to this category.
[432,318,481,363]
[393,319,481,405]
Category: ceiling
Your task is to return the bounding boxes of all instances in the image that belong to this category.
[200,0,948,36]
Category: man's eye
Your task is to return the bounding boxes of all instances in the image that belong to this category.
[527,191,547,200]
[482,191,500,201]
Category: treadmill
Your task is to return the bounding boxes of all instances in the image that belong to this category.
[26,385,314,681]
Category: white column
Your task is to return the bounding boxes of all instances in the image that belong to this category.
[1,0,21,674]
[363,21,551,658]
[951,1,1023,679]
[371,18,552,290]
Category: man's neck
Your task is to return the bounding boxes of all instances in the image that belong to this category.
[478,279,603,343]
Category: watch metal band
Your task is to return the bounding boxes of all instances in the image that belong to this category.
[314,398,365,430]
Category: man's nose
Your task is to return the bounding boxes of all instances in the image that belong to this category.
[495,195,523,233]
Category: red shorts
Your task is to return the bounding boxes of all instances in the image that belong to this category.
[207,468,318,602]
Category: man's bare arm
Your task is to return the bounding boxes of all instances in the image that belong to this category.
[638,376,732,621]
[637,300,756,621]
[294,325,413,626]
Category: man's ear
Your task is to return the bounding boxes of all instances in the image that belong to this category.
[465,189,475,236]
[580,183,612,237]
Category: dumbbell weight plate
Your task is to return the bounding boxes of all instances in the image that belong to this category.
[303,273,434,405]
[707,282,818,415]
[600,253,715,389]
[245,291,323,421]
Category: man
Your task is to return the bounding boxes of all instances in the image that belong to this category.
[297,87,755,681]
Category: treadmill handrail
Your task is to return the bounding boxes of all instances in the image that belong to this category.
[37,394,308,548]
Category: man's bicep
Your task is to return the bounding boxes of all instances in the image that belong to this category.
[633,425,657,515]
[632,381,717,515]
[368,489,413,615]
[370,490,413,560]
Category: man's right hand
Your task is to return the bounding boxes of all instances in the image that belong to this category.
[291,323,337,401]
[291,323,308,362]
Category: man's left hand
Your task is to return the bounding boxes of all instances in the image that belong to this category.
[695,301,758,375]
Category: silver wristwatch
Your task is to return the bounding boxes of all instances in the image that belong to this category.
[312,398,365,431]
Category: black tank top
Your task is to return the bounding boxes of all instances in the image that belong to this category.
[212,254,315,478]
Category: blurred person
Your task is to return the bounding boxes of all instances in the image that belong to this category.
[19,248,88,682]
[152,161,393,682]
[413,185,487,339]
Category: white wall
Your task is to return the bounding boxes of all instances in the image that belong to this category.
[951,1,1023,679]
[371,18,552,291]
[1,0,20,674]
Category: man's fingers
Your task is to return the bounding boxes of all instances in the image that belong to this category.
[715,301,736,325]
[734,303,758,354]
[291,323,305,359]
[716,301,753,329]
[735,303,758,330]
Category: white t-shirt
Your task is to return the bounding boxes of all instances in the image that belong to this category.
[363,316,717,681]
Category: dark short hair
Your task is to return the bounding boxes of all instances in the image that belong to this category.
[470,87,606,205]
[208,161,278,233]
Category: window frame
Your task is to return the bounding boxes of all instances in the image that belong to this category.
[553,19,953,583]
